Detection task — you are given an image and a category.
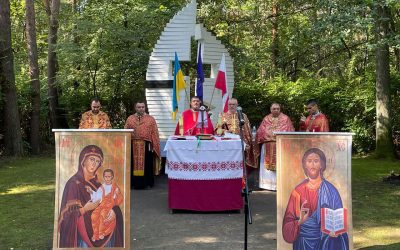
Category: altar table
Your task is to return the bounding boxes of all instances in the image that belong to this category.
[164,137,244,211]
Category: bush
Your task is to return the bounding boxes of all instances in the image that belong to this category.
[233,73,382,154]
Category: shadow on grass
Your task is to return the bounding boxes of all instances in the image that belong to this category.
[359,242,400,250]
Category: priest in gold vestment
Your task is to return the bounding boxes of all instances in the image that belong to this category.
[256,103,294,190]
[124,102,161,189]
[79,98,112,129]
[214,98,258,168]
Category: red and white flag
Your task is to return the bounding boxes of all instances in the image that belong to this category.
[214,54,229,112]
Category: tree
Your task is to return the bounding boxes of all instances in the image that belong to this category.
[374,2,394,159]
[271,1,279,74]
[0,0,23,156]
[46,0,68,129]
[4,0,399,154]
[25,0,41,154]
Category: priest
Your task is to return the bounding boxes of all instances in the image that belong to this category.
[174,96,214,136]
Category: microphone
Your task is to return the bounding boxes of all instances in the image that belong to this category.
[236,106,245,125]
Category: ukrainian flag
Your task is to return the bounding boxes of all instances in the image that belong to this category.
[172,52,186,120]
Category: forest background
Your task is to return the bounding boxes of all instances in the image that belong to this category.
[0,0,399,158]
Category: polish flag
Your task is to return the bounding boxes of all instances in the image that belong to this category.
[214,54,229,112]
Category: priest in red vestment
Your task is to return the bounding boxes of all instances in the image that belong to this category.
[174,96,214,135]
[299,99,329,132]
[125,102,161,189]
[79,98,112,129]
[256,103,294,190]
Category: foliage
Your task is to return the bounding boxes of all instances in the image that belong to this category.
[198,0,400,154]
[233,72,378,153]
[8,0,187,138]
[55,0,186,128]
[4,0,400,155]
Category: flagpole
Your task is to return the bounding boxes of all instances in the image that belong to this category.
[209,86,216,108]
[196,42,204,103]
[184,87,190,107]
[211,53,228,113]
[172,52,187,119]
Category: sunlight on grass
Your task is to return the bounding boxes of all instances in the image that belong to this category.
[183,236,218,243]
[354,226,400,249]
[0,184,54,195]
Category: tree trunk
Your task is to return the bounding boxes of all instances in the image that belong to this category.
[25,0,41,154]
[47,0,69,129]
[271,3,279,74]
[389,10,400,72]
[375,3,394,159]
[395,48,400,72]
[0,0,24,156]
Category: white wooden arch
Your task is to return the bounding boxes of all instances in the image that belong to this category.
[145,0,234,140]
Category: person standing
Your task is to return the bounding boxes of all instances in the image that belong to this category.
[79,98,112,129]
[124,102,161,189]
[174,96,214,135]
[256,103,294,190]
[214,98,257,168]
[299,99,329,132]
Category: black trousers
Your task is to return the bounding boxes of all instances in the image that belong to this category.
[131,141,154,189]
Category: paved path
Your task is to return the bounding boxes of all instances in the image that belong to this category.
[131,173,278,249]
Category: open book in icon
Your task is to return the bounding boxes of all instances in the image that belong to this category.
[321,207,348,235]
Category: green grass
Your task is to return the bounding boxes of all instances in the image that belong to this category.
[0,157,399,249]
[0,157,55,250]
[352,158,400,249]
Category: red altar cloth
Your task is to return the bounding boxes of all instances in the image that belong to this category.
[165,138,244,211]
[168,178,243,211]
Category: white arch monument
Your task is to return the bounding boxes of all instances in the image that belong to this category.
[145,0,235,140]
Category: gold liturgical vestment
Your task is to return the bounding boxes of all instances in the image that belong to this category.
[214,112,258,168]
[79,111,112,129]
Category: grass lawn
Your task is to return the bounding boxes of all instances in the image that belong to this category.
[0,157,55,249]
[352,158,400,249]
[0,156,399,249]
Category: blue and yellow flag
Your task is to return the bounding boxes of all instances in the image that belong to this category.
[172,52,186,120]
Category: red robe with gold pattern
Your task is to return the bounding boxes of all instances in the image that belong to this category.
[214,112,258,168]
[299,113,329,132]
[124,113,161,176]
[256,113,294,170]
[79,111,112,129]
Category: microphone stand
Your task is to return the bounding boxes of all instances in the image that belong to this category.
[201,110,204,134]
[199,106,206,134]
[238,115,252,250]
